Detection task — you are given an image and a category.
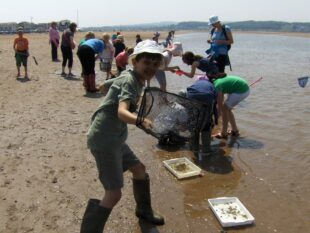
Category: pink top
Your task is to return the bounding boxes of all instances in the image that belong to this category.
[49,27,60,46]
[115,51,128,68]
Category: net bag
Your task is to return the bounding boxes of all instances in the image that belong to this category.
[136,87,213,146]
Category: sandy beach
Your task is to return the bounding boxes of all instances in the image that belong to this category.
[0,31,206,233]
[1,30,309,233]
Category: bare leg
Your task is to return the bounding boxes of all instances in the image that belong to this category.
[24,66,28,78]
[16,66,21,77]
[227,108,238,132]
[221,104,229,134]
[129,162,146,180]
[100,189,122,209]
[160,83,167,92]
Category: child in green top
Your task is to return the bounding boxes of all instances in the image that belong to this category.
[212,75,250,139]
[80,40,165,233]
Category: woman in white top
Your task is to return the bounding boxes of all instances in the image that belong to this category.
[100,33,115,80]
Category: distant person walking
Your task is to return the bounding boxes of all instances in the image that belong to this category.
[207,15,233,72]
[164,31,173,48]
[135,34,142,44]
[13,27,29,79]
[152,32,160,44]
[49,22,60,62]
[113,35,126,58]
[60,22,77,77]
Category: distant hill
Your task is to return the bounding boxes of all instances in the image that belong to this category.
[81,20,310,33]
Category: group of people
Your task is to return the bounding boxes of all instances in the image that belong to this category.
[12,16,251,232]
[80,15,251,233]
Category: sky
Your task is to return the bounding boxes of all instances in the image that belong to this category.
[1,0,309,27]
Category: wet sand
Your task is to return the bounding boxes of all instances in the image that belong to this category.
[0,31,309,233]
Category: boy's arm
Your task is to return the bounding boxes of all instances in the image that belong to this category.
[118,100,137,125]
[118,100,153,129]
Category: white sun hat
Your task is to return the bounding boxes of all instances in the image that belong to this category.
[128,39,164,67]
[209,15,220,25]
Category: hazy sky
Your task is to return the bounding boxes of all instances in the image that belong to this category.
[1,0,309,27]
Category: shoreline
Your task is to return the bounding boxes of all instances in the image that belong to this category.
[176,29,310,38]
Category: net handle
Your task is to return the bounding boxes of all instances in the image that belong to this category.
[136,87,154,127]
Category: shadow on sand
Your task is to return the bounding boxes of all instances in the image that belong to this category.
[138,219,160,233]
[84,92,104,99]
[64,76,81,81]
[195,147,233,174]
[16,77,31,82]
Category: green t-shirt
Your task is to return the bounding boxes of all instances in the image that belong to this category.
[214,75,249,94]
[87,70,143,151]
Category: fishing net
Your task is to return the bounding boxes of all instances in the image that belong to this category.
[136,87,214,147]
[298,76,309,88]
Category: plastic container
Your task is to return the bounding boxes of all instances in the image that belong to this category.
[208,197,255,227]
[163,157,202,179]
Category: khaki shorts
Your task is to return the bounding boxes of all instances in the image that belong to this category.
[90,143,140,190]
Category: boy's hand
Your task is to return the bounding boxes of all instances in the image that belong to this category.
[142,118,153,130]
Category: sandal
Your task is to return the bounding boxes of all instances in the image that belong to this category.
[228,130,240,137]
[213,132,228,139]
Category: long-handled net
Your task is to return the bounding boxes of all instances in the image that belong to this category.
[136,87,214,147]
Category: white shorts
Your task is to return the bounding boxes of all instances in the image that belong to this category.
[225,90,250,109]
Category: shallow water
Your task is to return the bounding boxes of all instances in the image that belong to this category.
[147,32,310,232]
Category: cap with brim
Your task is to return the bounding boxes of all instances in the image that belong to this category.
[128,40,164,68]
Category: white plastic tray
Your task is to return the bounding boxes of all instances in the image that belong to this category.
[208,197,255,227]
[163,157,201,179]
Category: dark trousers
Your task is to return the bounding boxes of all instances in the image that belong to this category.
[51,43,58,61]
[215,55,227,73]
[61,45,73,68]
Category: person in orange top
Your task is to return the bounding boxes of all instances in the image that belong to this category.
[13,27,29,78]
[115,47,134,75]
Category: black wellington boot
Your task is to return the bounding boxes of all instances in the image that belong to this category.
[80,199,112,233]
[133,174,165,225]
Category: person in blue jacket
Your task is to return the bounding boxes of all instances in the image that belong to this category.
[180,78,218,157]
[77,38,104,93]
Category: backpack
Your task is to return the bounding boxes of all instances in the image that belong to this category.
[211,25,231,51]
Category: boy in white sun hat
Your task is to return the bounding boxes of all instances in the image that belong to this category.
[80,40,165,233]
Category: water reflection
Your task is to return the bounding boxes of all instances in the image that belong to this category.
[197,148,233,174]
